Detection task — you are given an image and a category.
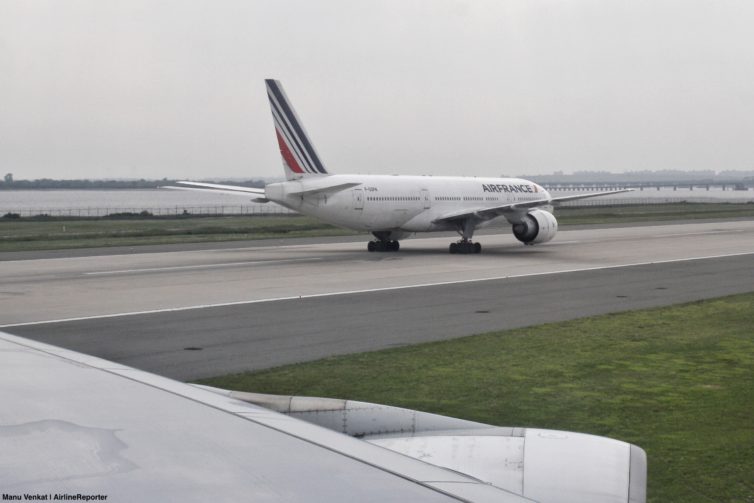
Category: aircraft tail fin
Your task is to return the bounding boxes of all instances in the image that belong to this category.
[265,79,329,180]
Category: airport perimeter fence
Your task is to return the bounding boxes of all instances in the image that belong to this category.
[557,196,753,206]
[3,196,752,219]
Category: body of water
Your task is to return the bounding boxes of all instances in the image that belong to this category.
[0,189,290,216]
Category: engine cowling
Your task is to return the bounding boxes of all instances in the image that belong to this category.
[511,210,558,244]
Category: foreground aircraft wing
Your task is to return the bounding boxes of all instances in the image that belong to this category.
[433,188,633,224]
[0,330,645,502]
[0,331,528,502]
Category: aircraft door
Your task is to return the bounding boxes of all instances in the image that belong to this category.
[421,189,431,209]
[353,188,364,210]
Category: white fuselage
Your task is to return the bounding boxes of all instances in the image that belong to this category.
[265,175,551,235]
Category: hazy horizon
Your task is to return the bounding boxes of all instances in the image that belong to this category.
[2,1,753,180]
[5,167,754,185]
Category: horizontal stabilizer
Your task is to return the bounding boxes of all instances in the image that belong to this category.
[286,182,362,196]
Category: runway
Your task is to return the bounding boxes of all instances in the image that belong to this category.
[2,220,753,380]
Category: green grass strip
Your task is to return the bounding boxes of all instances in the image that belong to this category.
[556,201,754,225]
[0,216,358,252]
[199,293,754,503]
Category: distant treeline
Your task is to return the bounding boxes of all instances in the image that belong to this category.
[0,178,267,190]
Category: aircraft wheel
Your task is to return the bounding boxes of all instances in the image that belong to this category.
[367,241,376,252]
[390,240,400,252]
[449,243,458,254]
[474,242,482,254]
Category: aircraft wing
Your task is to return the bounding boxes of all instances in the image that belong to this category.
[0,330,646,502]
[548,188,634,204]
[170,180,267,195]
[164,181,269,202]
[0,331,532,502]
[432,198,551,224]
[166,179,362,201]
[433,188,634,224]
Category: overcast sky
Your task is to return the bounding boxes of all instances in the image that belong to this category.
[1,0,753,180]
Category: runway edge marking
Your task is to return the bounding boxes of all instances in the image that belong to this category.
[2,251,753,328]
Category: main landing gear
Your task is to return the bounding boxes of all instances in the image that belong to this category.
[368,231,401,252]
[368,240,400,252]
[449,219,482,254]
[449,240,481,254]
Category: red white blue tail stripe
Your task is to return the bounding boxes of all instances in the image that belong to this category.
[266,79,328,178]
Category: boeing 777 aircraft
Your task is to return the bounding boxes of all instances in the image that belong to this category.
[174,80,630,253]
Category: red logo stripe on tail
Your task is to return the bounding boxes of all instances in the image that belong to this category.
[276,129,305,174]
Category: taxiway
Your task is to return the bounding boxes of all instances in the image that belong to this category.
[1,220,752,380]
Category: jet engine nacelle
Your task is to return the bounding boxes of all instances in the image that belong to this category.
[512,210,558,244]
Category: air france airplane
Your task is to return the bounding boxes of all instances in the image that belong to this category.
[176,80,630,254]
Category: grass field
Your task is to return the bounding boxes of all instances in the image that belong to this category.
[0,215,357,252]
[556,201,754,224]
[1,202,753,252]
[199,292,754,503]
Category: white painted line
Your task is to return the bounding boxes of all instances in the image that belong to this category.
[2,250,752,329]
[85,258,322,275]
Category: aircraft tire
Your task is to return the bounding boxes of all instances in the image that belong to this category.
[449,243,458,254]
[474,242,482,254]
[367,241,376,252]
